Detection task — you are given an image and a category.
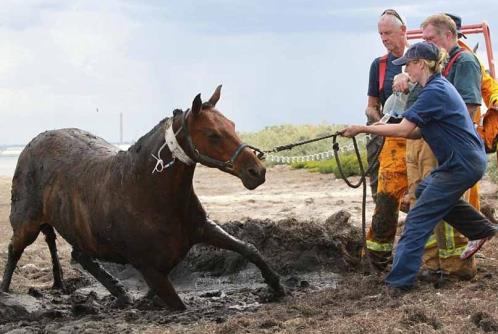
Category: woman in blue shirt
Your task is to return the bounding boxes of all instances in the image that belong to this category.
[341,41,497,291]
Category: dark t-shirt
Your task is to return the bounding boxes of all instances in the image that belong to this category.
[403,74,484,168]
[445,46,482,105]
[367,53,403,107]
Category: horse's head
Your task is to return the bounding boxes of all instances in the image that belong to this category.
[175,85,266,190]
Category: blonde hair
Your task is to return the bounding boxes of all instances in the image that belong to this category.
[421,48,448,74]
[421,14,458,42]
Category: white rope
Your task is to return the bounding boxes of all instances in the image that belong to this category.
[266,137,367,164]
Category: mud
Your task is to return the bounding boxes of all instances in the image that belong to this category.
[1,166,497,333]
[0,211,361,333]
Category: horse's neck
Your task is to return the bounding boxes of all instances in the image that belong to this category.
[125,118,197,197]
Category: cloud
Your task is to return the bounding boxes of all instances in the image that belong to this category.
[0,1,497,146]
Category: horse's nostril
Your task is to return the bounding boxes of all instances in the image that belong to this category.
[248,168,259,178]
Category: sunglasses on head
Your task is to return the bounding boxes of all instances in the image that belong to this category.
[381,9,404,25]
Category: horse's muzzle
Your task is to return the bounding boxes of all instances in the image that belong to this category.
[240,165,266,190]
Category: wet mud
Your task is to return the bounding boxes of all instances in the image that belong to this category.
[0,210,361,333]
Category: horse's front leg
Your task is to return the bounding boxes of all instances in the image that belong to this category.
[199,219,285,296]
[139,267,186,311]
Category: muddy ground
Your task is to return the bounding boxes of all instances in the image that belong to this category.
[0,165,498,333]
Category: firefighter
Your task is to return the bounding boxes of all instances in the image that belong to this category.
[364,9,410,270]
[341,41,497,291]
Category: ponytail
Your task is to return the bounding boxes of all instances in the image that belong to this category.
[422,48,448,74]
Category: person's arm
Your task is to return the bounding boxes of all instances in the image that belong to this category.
[407,127,422,139]
[481,70,498,111]
[466,104,479,121]
[341,118,417,138]
[365,96,382,123]
[366,58,382,123]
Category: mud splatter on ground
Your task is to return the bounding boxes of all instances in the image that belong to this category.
[0,211,362,333]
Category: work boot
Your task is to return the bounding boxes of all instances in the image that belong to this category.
[384,285,411,298]
[364,251,391,272]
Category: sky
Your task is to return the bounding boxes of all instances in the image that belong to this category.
[1,0,497,145]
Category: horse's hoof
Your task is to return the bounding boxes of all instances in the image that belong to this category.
[116,294,132,307]
[272,283,286,298]
[52,282,65,291]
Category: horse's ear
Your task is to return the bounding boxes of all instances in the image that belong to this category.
[208,85,222,106]
[192,93,202,115]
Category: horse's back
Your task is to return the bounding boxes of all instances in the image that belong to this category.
[23,128,117,160]
[10,129,119,227]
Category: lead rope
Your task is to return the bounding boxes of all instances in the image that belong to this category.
[331,135,384,272]
[266,133,384,272]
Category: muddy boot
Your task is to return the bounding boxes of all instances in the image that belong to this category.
[441,256,477,280]
[363,250,391,273]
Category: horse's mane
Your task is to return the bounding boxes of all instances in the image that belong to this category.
[128,116,170,154]
[127,104,213,155]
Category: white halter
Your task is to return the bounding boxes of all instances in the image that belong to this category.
[151,119,195,174]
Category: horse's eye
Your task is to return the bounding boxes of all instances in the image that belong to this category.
[207,132,222,143]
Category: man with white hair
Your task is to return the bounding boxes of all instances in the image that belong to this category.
[363,9,409,270]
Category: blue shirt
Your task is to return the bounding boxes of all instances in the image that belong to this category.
[403,74,484,168]
[368,53,403,106]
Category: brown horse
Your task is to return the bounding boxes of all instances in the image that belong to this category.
[1,85,284,310]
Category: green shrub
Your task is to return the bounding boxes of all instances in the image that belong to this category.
[289,150,368,178]
[240,123,367,158]
[239,123,369,177]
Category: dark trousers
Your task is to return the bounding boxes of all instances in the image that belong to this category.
[385,152,496,288]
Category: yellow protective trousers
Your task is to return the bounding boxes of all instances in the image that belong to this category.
[366,137,407,266]
[406,138,477,278]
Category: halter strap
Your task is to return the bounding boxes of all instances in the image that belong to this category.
[152,109,265,174]
[165,122,195,166]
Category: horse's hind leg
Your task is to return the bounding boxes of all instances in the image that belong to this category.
[1,222,42,292]
[200,220,285,296]
[40,224,64,290]
[71,249,131,304]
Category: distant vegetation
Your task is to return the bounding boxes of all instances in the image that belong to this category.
[239,123,369,178]
[240,124,498,184]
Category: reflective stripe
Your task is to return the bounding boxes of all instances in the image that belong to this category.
[366,240,393,252]
[425,233,437,248]
[438,245,467,258]
[445,223,456,250]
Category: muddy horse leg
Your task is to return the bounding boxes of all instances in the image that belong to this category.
[71,249,131,304]
[201,220,285,295]
[140,267,186,311]
[1,222,41,292]
[41,225,64,290]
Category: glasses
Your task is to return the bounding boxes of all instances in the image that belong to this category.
[381,9,404,25]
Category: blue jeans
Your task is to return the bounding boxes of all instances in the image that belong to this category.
[385,150,495,289]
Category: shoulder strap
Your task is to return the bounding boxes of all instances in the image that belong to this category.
[443,50,464,77]
[378,54,388,92]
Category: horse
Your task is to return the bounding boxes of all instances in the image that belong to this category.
[0,85,284,310]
